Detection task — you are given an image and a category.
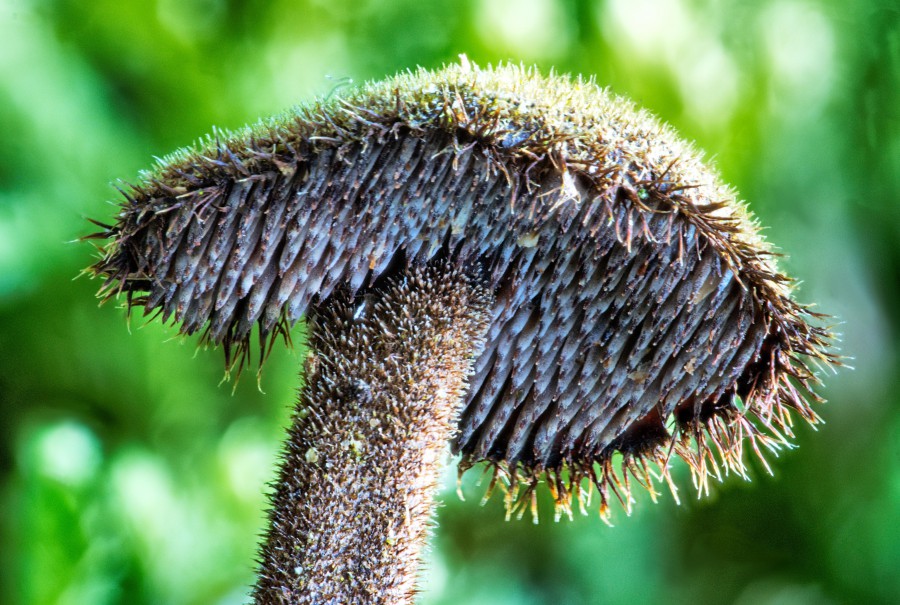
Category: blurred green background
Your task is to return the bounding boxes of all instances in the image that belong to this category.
[1,0,897,603]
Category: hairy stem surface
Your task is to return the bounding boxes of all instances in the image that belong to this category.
[253,264,492,604]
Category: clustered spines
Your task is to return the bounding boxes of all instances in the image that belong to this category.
[88,61,835,522]
[467,344,829,524]
[464,399,797,525]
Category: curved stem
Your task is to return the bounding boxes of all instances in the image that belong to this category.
[253,264,492,604]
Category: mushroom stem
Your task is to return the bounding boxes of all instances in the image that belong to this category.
[253,263,492,604]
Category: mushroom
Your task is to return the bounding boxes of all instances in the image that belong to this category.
[87,61,834,604]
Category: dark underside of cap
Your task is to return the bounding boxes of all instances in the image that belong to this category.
[88,65,834,516]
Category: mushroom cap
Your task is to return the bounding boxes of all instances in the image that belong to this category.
[89,61,833,515]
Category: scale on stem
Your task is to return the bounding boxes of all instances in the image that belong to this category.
[86,59,835,603]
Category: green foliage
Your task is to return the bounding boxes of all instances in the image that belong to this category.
[1,0,897,603]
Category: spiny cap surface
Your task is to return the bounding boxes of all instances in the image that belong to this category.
[88,61,834,516]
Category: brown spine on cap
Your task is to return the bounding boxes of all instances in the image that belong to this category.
[87,62,835,519]
[253,264,491,604]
